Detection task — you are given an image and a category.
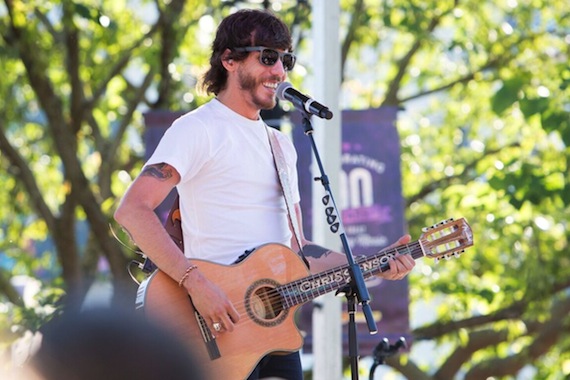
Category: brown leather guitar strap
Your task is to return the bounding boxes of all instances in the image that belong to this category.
[266,126,310,269]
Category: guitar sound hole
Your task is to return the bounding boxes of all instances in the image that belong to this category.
[251,286,283,319]
[245,279,288,327]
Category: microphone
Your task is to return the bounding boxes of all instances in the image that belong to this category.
[276,82,333,120]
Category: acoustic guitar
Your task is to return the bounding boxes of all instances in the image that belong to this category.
[136,217,473,379]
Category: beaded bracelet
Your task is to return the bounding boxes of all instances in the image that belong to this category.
[178,264,198,287]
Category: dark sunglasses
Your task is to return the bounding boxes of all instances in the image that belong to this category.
[232,46,296,71]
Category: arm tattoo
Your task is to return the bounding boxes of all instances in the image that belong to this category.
[141,163,174,181]
[302,243,333,258]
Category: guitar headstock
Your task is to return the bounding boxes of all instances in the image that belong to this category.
[420,218,473,262]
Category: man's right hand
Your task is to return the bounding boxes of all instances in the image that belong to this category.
[182,270,240,334]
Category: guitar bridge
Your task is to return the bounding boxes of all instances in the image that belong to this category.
[195,311,221,360]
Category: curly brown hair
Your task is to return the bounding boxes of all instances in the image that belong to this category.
[201,9,293,95]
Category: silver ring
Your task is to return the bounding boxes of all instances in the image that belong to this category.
[213,322,222,332]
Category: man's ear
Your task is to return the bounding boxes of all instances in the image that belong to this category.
[221,48,235,71]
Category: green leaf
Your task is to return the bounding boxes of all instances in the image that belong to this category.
[519,97,549,119]
[541,110,570,144]
[74,3,96,21]
[491,78,525,115]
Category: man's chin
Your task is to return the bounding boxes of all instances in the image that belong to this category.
[258,98,277,111]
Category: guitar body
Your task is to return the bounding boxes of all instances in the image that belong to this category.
[137,243,311,380]
[137,217,474,379]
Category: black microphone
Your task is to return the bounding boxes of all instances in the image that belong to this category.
[276,82,333,120]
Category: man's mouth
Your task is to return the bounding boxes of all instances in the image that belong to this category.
[263,82,279,91]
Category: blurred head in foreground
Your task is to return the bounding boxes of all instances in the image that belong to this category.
[29,307,208,380]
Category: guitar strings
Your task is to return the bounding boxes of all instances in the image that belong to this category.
[169,223,468,338]
[198,231,466,332]
[243,242,425,313]
[205,223,466,330]
[214,224,449,318]
[205,242,428,330]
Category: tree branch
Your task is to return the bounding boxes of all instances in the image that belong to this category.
[62,2,85,134]
[399,57,502,103]
[0,120,56,231]
[86,21,162,112]
[99,68,156,198]
[414,279,570,340]
[33,8,61,43]
[464,295,570,380]
[396,287,570,379]
[382,2,458,106]
[385,355,432,380]
[4,4,131,292]
[340,0,365,82]
[436,329,509,379]
[153,0,186,109]
[406,143,520,207]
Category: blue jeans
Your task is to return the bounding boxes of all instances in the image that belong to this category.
[246,352,303,380]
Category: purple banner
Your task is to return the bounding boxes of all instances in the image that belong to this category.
[293,107,410,354]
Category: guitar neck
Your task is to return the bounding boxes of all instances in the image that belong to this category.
[277,241,425,309]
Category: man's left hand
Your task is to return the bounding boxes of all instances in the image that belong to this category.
[379,234,415,280]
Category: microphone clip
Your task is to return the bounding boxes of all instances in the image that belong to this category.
[372,337,407,365]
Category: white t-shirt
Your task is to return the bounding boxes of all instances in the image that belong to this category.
[146,99,300,265]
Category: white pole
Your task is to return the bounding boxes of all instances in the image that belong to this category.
[311,1,343,379]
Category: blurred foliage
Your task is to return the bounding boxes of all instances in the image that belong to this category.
[0,0,569,378]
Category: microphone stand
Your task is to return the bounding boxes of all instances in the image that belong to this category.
[300,112,377,380]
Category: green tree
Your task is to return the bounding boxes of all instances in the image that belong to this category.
[332,0,569,378]
[1,0,569,379]
[0,0,221,324]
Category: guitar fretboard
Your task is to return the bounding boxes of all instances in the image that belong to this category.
[277,241,425,309]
